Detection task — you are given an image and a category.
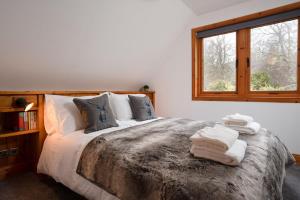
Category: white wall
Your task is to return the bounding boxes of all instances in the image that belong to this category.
[152,0,300,154]
[0,0,194,90]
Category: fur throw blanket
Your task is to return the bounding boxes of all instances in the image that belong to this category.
[77,118,294,200]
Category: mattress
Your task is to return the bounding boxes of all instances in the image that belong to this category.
[37,119,161,200]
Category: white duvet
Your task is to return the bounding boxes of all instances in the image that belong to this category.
[37,119,160,200]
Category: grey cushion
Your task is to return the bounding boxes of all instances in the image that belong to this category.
[73,94,118,133]
[128,95,156,121]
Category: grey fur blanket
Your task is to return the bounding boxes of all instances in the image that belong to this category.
[77,118,295,200]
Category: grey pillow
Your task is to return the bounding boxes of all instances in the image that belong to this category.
[73,94,118,133]
[128,95,156,121]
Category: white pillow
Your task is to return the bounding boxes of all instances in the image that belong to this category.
[109,93,145,120]
[44,93,109,135]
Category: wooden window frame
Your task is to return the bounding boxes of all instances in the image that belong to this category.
[192,2,300,103]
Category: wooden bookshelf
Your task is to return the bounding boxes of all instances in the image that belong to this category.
[0,107,38,113]
[0,94,40,179]
[0,130,39,138]
[0,161,32,180]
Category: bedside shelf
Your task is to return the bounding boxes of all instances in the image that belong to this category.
[0,93,41,179]
[0,130,39,138]
[0,160,33,180]
[0,107,38,113]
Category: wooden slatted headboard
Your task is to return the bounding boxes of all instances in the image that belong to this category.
[36,90,155,161]
[0,90,155,172]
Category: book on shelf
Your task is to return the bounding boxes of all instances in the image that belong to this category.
[18,112,24,131]
[17,111,37,131]
[24,112,28,130]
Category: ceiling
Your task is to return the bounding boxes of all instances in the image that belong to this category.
[182,0,249,15]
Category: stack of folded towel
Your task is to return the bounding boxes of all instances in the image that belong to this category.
[190,124,247,166]
[222,113,261,135]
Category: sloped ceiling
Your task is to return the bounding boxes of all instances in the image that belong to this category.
[182,0,249,15]
[0,0,194,90]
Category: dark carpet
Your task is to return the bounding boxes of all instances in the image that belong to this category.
[0,165,299,200]
[0,173,85,200]
[283,165,300,200]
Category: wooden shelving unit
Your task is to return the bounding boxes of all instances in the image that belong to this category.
[0,94,40,179]
[0,129,39,138]
[0,107,38,113]
[0,161,33,180]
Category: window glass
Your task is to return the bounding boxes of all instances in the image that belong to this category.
[203,32,237,91]
[250,19,298,91]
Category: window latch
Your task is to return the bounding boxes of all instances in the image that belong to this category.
[247,57,250,68]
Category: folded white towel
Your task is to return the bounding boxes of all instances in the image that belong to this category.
[190,135,229,152]
[226,121,261,135]
[223,113,254,125]
[223,120,247,127]
[190,124,239,152]
[190,139,247,166]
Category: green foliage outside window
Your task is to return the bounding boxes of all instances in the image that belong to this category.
[207,80,235,91]
[251,71,278,91]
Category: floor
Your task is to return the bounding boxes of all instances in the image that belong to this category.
[283,165,300,200]
[0,165,299,200]
[0,173,85,200]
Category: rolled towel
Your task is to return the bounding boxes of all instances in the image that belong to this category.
[223,113,254,125]
[226,121,261,135]
[191,124,239,152]
[190,139,247,166]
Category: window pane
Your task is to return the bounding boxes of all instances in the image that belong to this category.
[203,32,236,92]
[250,19,298,91]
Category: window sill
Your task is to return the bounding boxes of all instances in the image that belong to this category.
[192,95,300,103]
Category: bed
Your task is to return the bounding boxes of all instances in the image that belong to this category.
[37,91,294,200]
[38,119,159,200]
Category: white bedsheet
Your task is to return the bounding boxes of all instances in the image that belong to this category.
[37,118,160,200]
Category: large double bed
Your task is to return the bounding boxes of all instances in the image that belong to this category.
[38,119,158,200]
[37,91,294,200]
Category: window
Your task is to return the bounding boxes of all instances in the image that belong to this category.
[192,3,300,102]
[203,32,236,92]
[250,19,298,91]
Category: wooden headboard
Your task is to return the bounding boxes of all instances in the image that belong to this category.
[37,90,154,159]
[0,90,155,174]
